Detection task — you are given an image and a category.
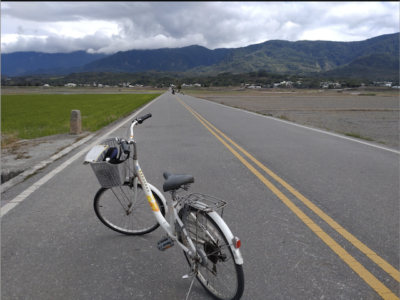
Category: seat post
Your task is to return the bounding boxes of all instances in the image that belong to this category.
[170,190,178,201]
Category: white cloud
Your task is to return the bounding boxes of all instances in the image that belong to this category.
[1,2,398,54]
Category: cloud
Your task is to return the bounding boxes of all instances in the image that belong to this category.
[1,2,399,54]
[2,33,113,53]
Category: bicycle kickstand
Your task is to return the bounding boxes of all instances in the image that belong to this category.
[183,268,197,300]
[184,274,196,300]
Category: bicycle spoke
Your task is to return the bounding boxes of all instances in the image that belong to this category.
[180,207,241,300]
[94,184,164,235]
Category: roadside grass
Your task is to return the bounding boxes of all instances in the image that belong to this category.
[23,171,38,182]
[359,93,376,96]
[1,93,160,141]
[340,132,375,141]
[1,133,20,148]
[15,153,31,160]
[277,114,290,121]
[51,134,89,157]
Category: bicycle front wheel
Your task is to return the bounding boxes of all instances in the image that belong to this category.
[180,206,244,300]
[94,183,165,235]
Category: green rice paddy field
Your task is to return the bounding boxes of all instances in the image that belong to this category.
[1,93,160,141]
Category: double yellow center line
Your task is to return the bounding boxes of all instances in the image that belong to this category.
[174,95,399,300]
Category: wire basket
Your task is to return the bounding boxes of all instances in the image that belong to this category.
[88,138,130,188]
[179,193,227,212]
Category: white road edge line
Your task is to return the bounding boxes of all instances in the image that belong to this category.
[1,94,164,217]
[188,95,400,154]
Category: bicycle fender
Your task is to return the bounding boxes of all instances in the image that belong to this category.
[147,183,168,214]
[207,211,244,265]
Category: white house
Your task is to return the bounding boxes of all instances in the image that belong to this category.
[43,84,50,88]
[374,81,392,87]
[98,84,103,88]
[65,83,76,87]
[194,83,201,87]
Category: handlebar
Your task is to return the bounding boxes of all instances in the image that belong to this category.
[134,113,152,124]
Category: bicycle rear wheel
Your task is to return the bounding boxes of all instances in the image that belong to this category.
[180,206,244,300]
[94,183,165,235]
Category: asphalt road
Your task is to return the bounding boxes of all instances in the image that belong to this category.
[2,92,399,300]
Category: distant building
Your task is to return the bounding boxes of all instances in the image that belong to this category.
[194,83,201,87]
[320,82,341,88]
[98,84,103,88]
[373,81,392,87]
[65,83,76,87]
[43,84,50,88]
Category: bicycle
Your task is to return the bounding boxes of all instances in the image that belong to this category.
[84,113,244,300]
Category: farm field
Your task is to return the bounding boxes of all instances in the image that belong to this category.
[183,88,400,148]
[0,86,165,95]
[1,93,161,143]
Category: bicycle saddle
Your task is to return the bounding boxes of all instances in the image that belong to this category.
[163,171,194,192]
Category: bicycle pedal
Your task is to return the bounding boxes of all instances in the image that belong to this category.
[157,236,174,251]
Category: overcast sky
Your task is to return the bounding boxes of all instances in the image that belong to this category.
[1,2,399,54]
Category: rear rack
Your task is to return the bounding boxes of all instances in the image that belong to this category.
[179,193,227,212]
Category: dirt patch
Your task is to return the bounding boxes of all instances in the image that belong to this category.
[188,90,399,149]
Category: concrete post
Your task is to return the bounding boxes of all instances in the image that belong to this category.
[70,110,82,134]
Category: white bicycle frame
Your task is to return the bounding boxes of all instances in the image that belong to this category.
[125,120,243,265]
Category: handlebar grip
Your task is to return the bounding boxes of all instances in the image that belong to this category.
[120,139,130,154]
[136,113,152,124]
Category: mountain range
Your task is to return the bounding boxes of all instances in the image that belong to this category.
[1,33,399,80]
[1,51,109,77]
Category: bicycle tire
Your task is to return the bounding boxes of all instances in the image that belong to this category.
[180,206,244,300]
[94,183,165,235]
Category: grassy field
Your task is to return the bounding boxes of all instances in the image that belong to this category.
[1,93,160,143]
